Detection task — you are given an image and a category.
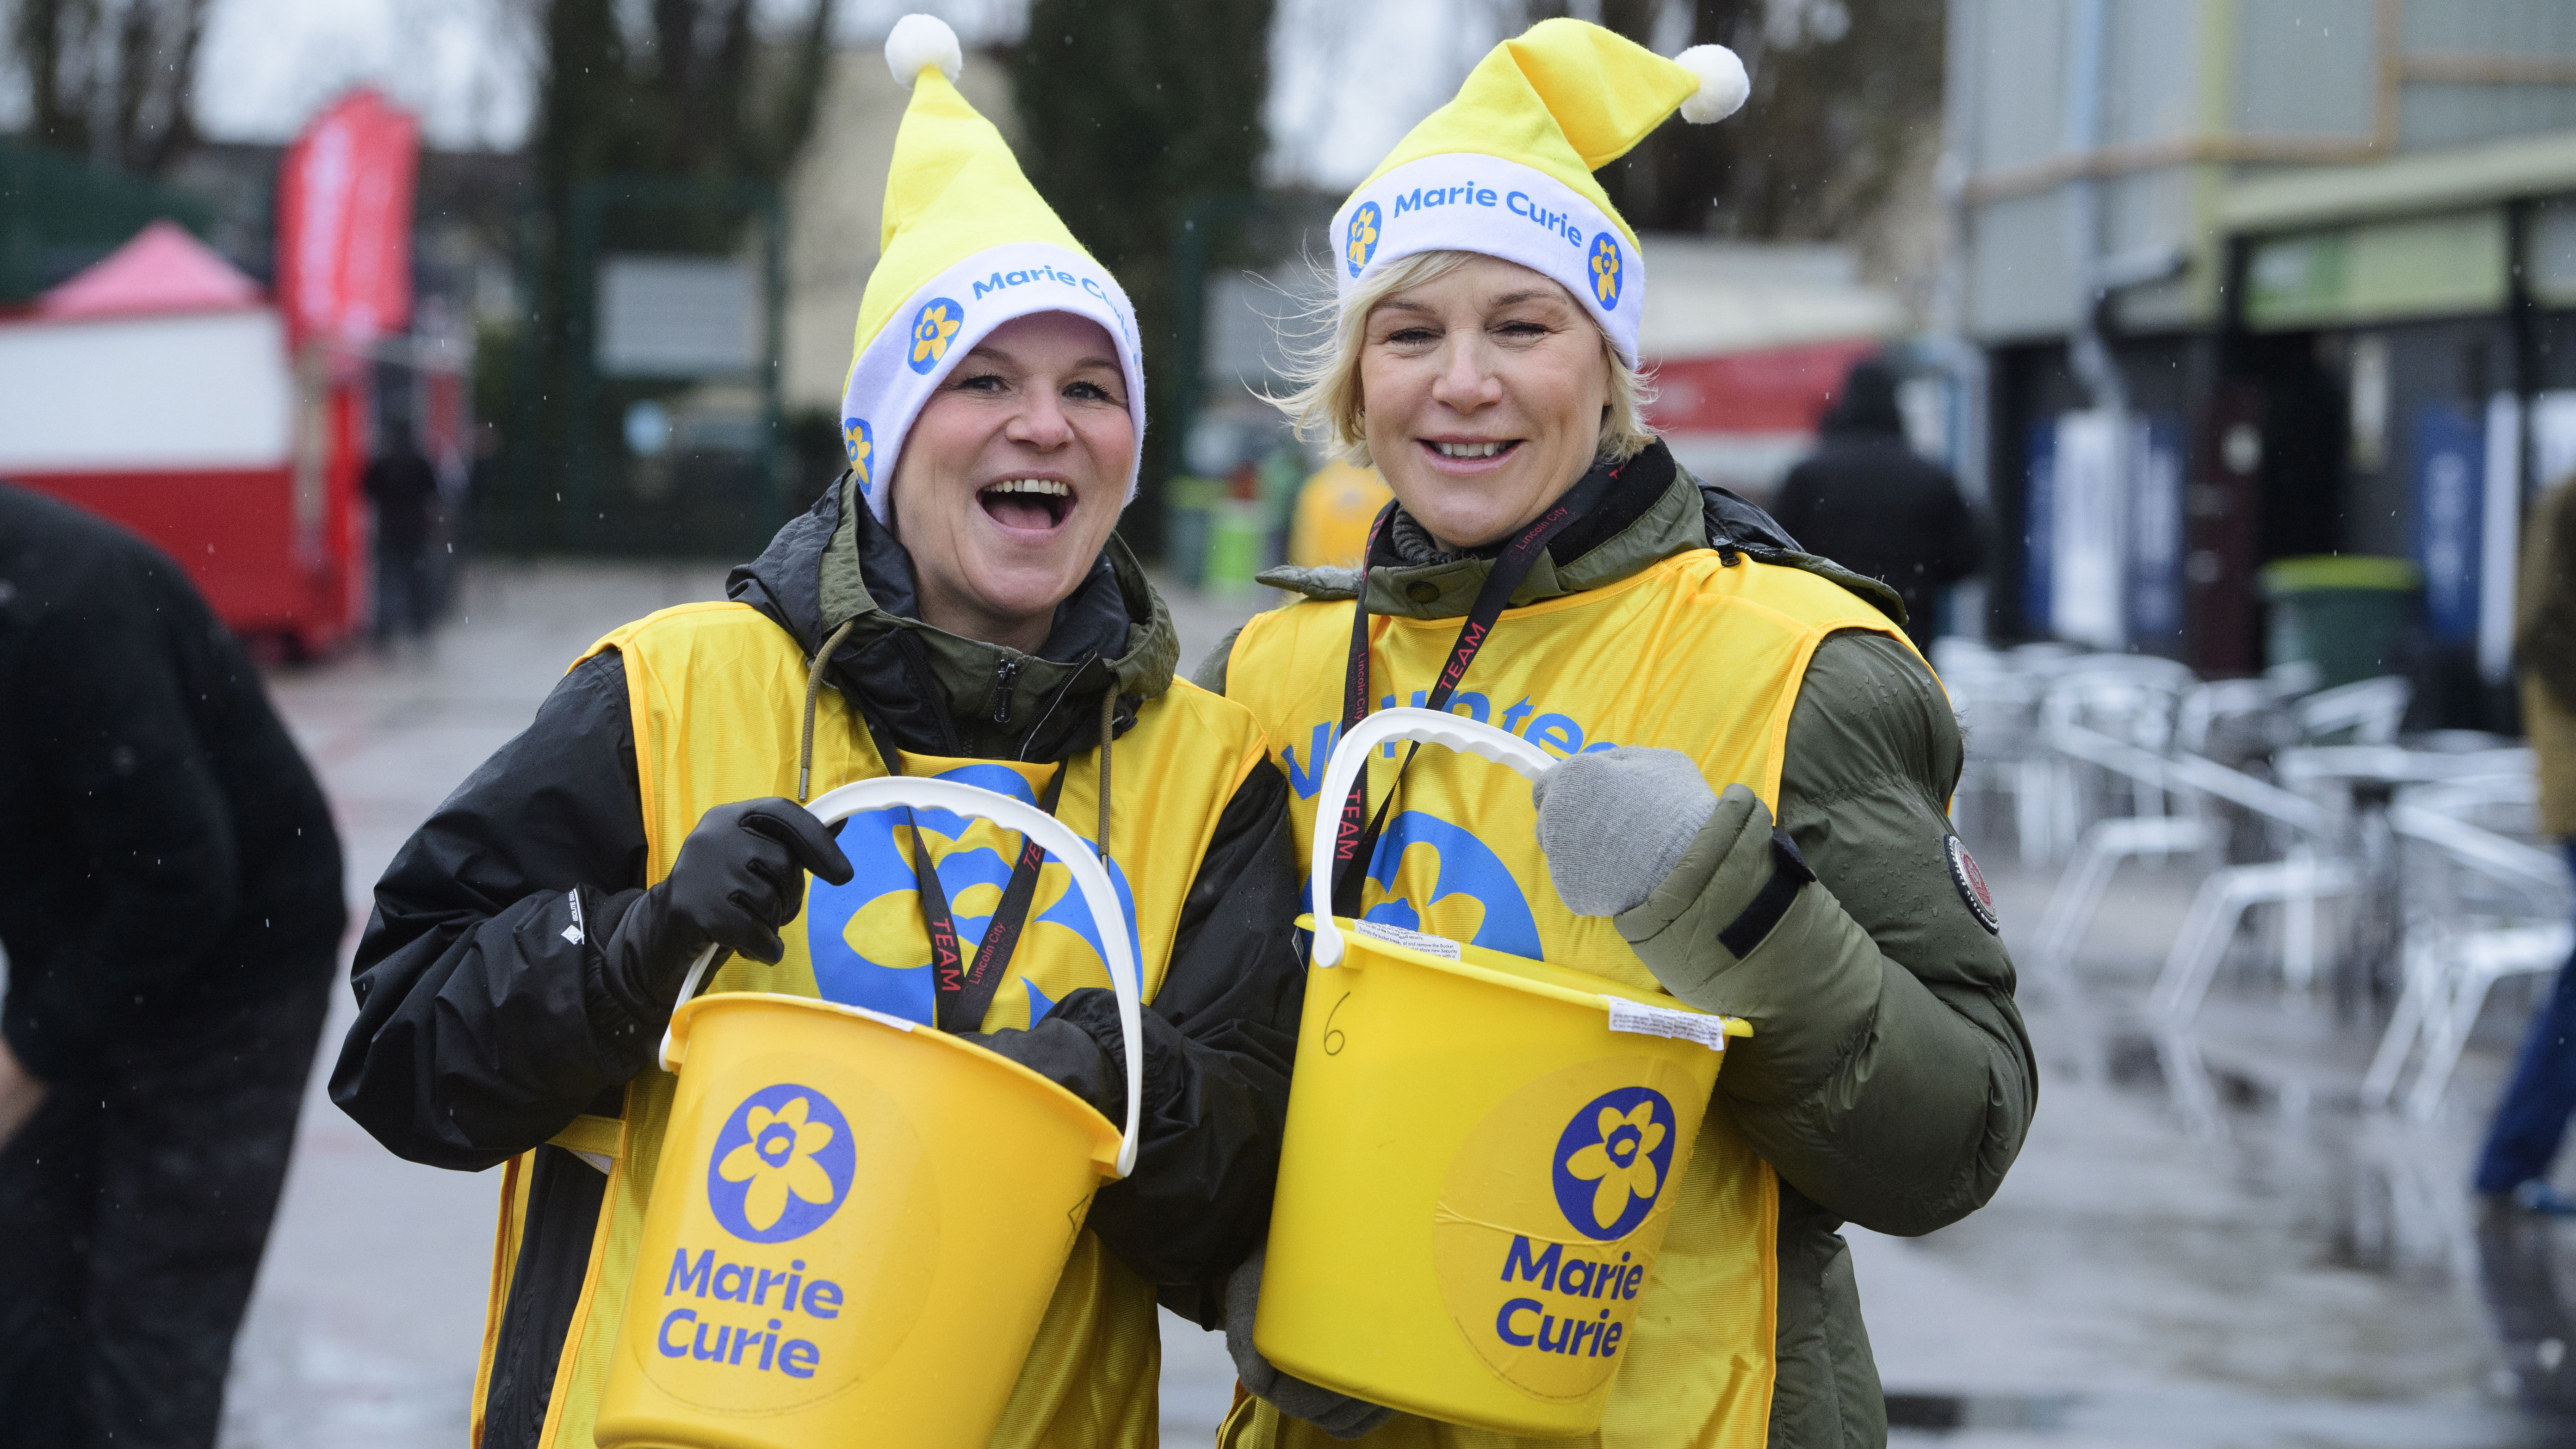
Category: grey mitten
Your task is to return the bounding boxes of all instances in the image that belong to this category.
[1531,746,1719,916]
[1609,781,1820,1012]
[1224,1245,1395,1440]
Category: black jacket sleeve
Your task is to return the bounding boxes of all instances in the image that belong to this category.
[963,758,1306,1289]
[2,573,242,1079]
[335,651,1309,1292]
[1923,470,1984,590]
[329,651,656,1170]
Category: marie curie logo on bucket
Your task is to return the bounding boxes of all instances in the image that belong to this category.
[642,1077,935,1406]
[1551,1087,1674,1239]
[1432,1063,1700,1400]
[707,1084,856,1242]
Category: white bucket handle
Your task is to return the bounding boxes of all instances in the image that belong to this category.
[659,777,1146,1179]
[1308,707,1555,969]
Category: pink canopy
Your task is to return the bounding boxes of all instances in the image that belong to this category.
[36,220,262,321]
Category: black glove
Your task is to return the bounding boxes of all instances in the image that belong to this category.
[599,797,855,1026]
[1224,1245,1395,1439]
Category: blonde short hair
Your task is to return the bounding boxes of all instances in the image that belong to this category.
[1268,249,1655,469]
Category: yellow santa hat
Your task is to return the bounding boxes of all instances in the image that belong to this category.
[840,15,1145,522]
[1332,18,1747,364]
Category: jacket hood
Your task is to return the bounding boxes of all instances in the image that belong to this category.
[728,472,1179,762]
[1256,438,1907,629]
[1820,357,1905,440]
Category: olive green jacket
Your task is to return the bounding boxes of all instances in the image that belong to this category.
[2519,477,2576,837]
[1196,467,2036,1449]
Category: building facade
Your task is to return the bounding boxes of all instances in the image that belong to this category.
[1949,0,2576,722]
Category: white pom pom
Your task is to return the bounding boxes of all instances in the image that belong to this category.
[1675,44,1748,124]
[885,13,963,87]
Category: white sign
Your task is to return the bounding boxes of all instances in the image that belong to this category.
[2481,392,2522,686]
[2051,409,2124,650]
[598,256,757,377]
[0,310,292,472]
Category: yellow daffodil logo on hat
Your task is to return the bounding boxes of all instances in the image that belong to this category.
[1551,1086,1676,1239]
[908,296,964,375]
[1346,201,1382,277]
[707,1084,856,1242]
[1588,233,1622,310]
[842,416,873,488]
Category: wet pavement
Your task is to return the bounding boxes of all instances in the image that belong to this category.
[216,561,2576,1447]
[1866,852,2576,1448]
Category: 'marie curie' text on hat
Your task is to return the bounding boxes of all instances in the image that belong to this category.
[1331,19,1748,364]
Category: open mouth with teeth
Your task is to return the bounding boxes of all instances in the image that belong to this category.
[978,477,1074,530]
[1423,439,1521,463]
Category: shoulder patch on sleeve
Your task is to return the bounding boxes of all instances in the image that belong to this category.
[1948,836,1999,934]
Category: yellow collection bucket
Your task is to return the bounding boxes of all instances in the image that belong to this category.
[1256,710,1747,1437]
[593,776,1145,1449]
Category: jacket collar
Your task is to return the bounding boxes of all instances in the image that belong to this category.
[729,473,1178,762]
[1253,438,1910,630]
[1262,440,1705,621]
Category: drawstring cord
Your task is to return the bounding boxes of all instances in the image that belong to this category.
[1095,685,1115,864]
[799,618,860,802]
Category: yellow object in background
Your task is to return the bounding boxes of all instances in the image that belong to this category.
[1287,461,1393,570]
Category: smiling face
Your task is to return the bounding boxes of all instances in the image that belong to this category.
[888,310,1134,653]
[1356,254,1613,552]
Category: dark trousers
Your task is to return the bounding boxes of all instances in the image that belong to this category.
[0,973,330,1449]
[376,543,434,641]
[2475,842,2576,1194]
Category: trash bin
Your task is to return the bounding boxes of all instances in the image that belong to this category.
[1202,497,1269,598]
[2259,556,2420,689]
[1164,475,1222,588]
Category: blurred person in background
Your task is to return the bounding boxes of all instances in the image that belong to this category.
[2474,470,2576,1214]
[0,485,345,1449]
[1770,355,1982,655]
[365,420,441,647]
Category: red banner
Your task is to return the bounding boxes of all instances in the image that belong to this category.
[1642,337,1882,436]
[275,89,419,348]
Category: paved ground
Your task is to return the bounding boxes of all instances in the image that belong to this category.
[215,560,2576,1447]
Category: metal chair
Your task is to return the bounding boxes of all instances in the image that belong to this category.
[2361,780,2570,1120]
[2033,677,2308,974]
[2291,675,2412,746]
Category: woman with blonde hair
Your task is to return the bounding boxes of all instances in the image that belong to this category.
[1199,20,2035,1449]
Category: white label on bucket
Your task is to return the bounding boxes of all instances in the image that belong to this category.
[1354,920,1462,960]
[1604,997,1732,1053]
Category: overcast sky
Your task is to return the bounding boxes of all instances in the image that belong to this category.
[177,0,1513,186]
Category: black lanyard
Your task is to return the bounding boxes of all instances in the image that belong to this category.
[1329,465,1615,916]
[858,713,1069,1034]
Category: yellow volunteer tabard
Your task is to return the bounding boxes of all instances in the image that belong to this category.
[1220,549,1909,1449]
[467,601,1269,1449]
